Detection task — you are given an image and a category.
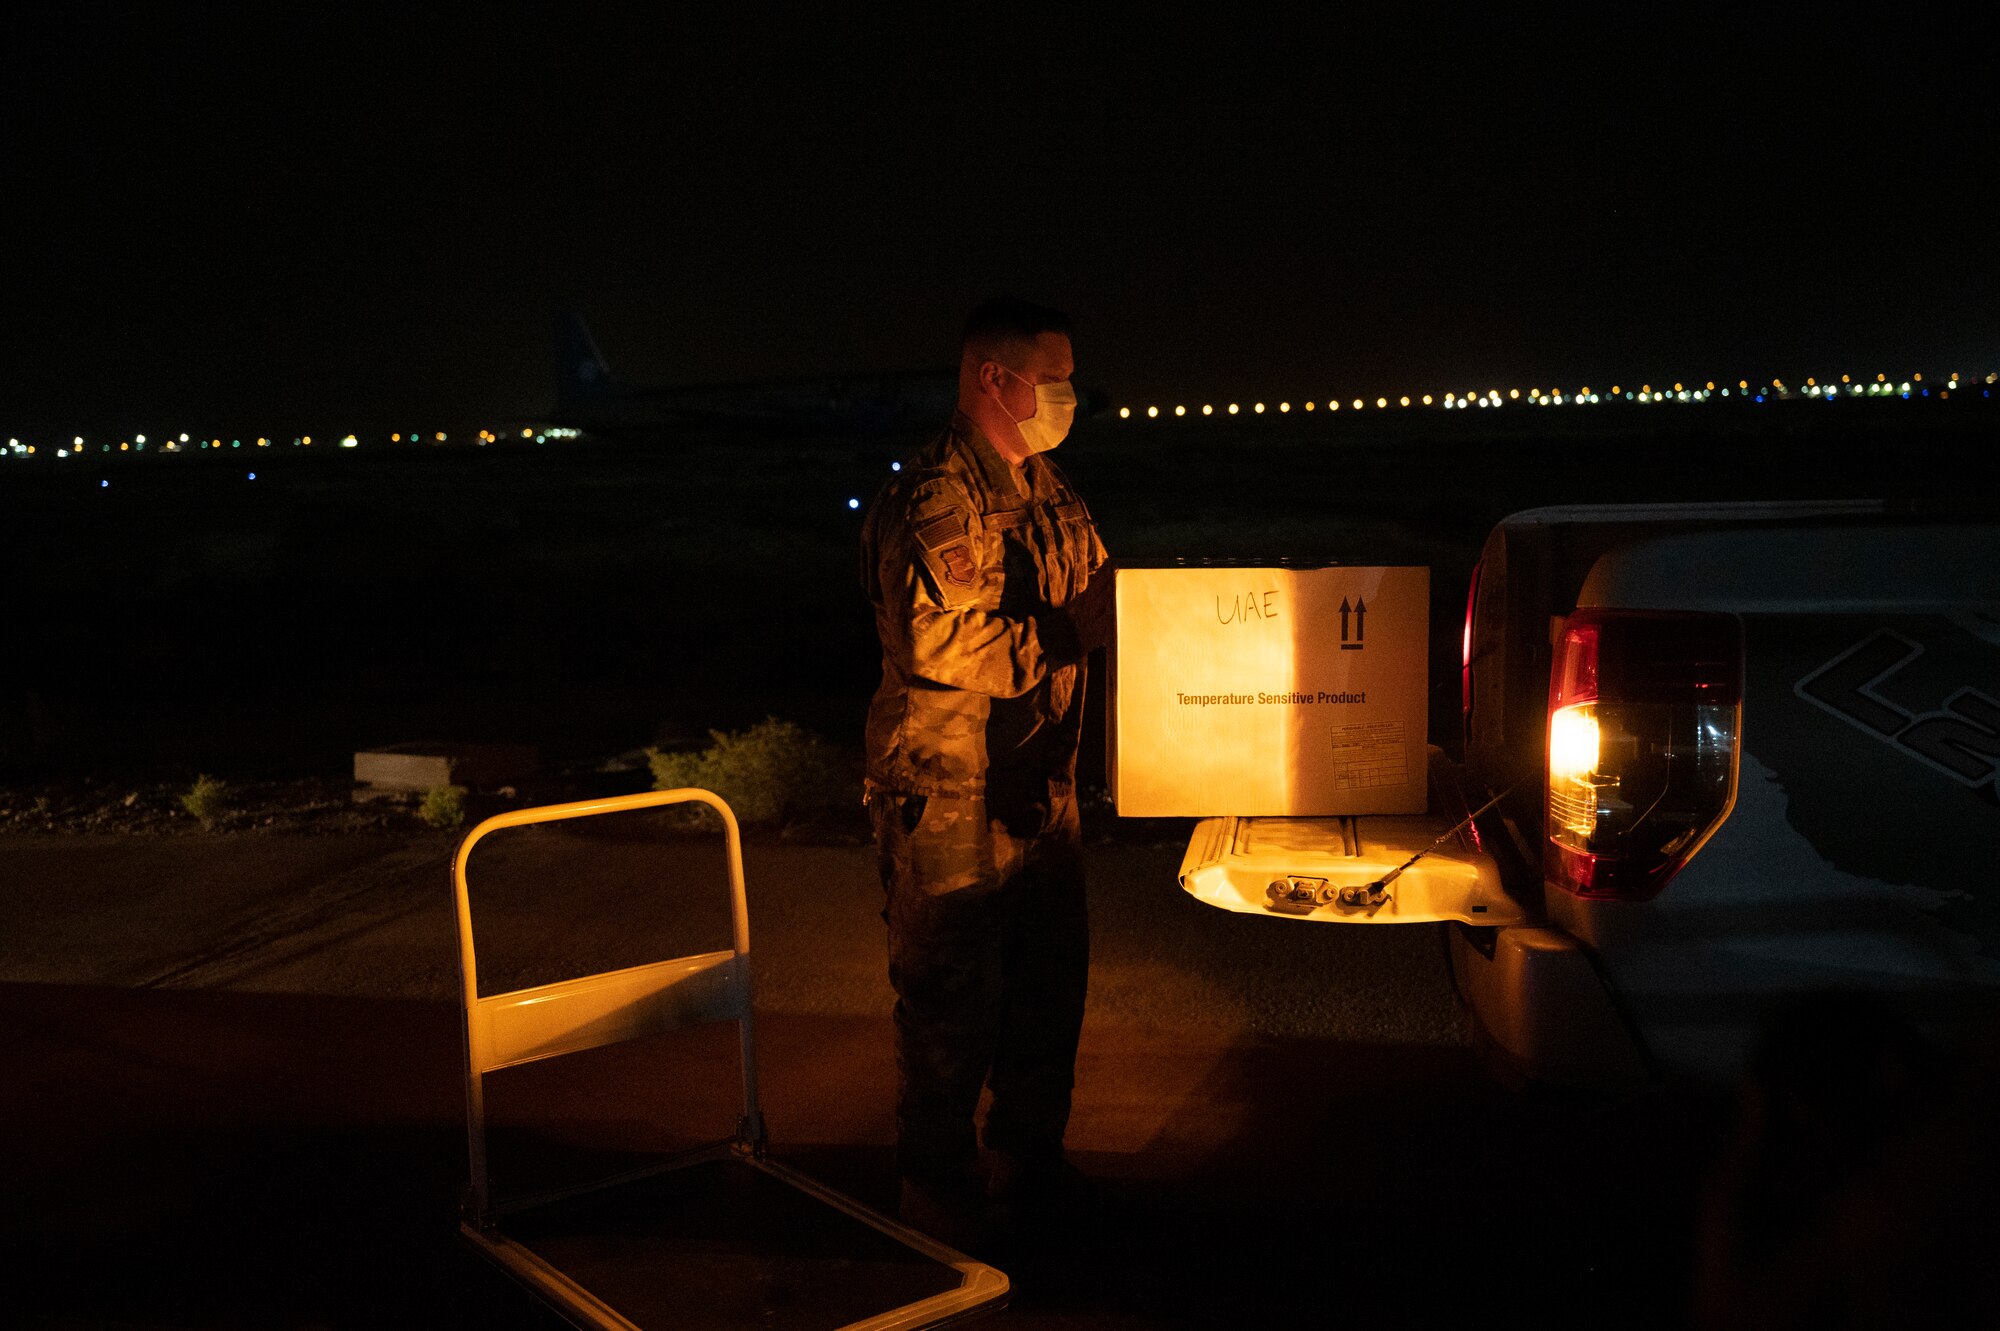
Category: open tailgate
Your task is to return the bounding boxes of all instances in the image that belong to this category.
[1179,812,1524,925]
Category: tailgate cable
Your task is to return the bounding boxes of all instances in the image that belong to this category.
[1322,781,1524,915]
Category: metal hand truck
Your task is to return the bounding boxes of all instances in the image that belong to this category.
[453,788,1008,1329]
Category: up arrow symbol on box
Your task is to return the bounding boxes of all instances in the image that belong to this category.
[1340,597,1366,650]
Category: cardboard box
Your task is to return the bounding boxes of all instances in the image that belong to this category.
[1109,565,1429,816]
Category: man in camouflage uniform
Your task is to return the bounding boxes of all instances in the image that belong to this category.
[860,297,1112,1239]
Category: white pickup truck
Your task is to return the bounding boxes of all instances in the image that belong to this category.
[1178,500,2000,1087]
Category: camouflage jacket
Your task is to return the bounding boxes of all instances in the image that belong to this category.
[860,413,1108,798]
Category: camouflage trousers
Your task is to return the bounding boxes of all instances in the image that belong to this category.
[869,776,1088,1184]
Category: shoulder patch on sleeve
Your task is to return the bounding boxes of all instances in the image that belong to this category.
[901,476,986,609]
[937,542,977,586]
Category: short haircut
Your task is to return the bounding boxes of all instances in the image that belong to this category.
[961,296,1073,361]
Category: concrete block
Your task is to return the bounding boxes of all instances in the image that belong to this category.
[353,742,538,792]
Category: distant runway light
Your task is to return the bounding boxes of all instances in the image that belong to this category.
[1303,400,1314,411]
[1202,404,1213,415]
[100,479,108,488]
[1399,396,1410,407]
[179,433,188,442]
[1375,398,1387,409]
[1507,390,1519,401]
[1118,407,1131,419]
[847,498,860,510]
[1422,394,1433,405]
[1174,405,1185,416]
[248,472,256,480]
[1329,400,1340,410]
[135,434,145,443]
[1147,406,1159,418]
[1278,402,1290,413]
[1228,404,1239,415]
[891,461,902,471]
[1254,403,1265,413]
[1352,399,1363,410]
[435,432,447,442]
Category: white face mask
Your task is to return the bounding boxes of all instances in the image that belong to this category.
[1000,365,1077,453]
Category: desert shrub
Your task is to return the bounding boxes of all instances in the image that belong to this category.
[647,717,852,829]
[181,774,227,826]
[417,783,467,829]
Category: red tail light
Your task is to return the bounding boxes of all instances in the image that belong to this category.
[1546,609,1742,900]
[1461,560,1482,722]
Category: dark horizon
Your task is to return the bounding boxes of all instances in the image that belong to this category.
[5,10,1995,435]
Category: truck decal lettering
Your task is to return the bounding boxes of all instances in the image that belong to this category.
[1795,630,1919,736]
[1898,690,2000,786]
[1796,630,2000,793]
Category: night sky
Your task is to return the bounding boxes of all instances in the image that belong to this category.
[5,7,1994,434]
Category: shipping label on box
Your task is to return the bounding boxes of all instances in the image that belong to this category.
[1110,565,1429,817]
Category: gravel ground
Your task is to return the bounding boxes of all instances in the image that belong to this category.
[0,775,412,835]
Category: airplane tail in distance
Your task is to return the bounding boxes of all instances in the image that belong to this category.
[555,312,620,406]
[546,312,972,437]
